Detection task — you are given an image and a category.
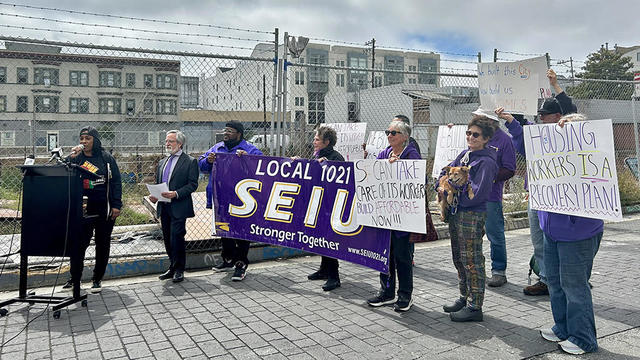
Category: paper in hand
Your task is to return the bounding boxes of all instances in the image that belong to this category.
[146,183,171,202]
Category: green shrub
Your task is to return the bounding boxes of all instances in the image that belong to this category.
[619,170,640,206]
[115,206,153,226]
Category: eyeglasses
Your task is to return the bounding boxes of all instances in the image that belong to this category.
[385,130,402,136]
[466,130,481,138]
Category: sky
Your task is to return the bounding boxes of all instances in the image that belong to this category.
[0,0,638,77]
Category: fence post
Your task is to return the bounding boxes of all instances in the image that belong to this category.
[633,94,640,183]
[270,28,279,156]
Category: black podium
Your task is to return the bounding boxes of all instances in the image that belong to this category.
[0,164,98,319]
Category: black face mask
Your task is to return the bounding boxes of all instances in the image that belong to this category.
[224,138,241,150]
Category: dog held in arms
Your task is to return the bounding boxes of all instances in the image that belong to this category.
[437,166,474,221]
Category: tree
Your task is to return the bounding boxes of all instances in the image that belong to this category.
[565,46,635,100]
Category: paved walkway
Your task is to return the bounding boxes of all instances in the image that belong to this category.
[1,219,639,359]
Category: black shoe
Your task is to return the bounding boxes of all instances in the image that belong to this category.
[90,280,102,293]
[443,297,466,313]
[322,278,341,291]
[308,270,328,281]
[367,292,396,307]
[158,269,174,280]
[231,262,247,281]
[393,296,413,312]
[172,271,184,283]
[450,307,483,322]
[213,260,234,272]
[61,280,73,290]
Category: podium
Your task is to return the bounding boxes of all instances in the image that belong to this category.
[0,164,99,319]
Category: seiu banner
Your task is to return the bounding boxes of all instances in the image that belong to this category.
[212,154,391,273]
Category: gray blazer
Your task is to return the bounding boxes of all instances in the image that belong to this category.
[156,152,199,219]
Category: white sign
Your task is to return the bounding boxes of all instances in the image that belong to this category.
[478,55,549,115]
[364,131,388,159]
[523,119,622,221]
[354,159,427,233]
[324,122,367,161]
[431,125,468,178]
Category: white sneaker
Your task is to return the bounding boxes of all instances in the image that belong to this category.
[540,328,562,342]
[558,339,586,355]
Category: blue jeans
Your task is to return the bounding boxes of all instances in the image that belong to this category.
[485,201,506,276]
[528,204,546,284]
[544,232,602,353]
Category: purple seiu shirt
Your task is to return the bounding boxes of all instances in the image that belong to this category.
[486,127,516,202]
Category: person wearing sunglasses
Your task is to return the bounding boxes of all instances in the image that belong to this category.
[198,120,263,281]
[366,119,421,312]
[437,116,498,322]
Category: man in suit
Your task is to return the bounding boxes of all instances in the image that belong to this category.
[150,130,199,283]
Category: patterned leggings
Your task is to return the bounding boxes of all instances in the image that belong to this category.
[449,210,486,310]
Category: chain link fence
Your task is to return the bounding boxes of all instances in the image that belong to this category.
[0,36,638,271]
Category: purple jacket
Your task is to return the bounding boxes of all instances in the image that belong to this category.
[487,128,516,202]
[377,143,421,237]
[198,140,263,209]
[438,147,498,213]
[538,211,603,242]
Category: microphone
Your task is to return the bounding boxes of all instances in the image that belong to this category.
[71,144,85,153]
[24,154,35,166]
[48,147,64,163]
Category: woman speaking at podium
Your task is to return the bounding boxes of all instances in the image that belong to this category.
[64,126,122,293]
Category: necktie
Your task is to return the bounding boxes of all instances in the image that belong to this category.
[162,155,175,183]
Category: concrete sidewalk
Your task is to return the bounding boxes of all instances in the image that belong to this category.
[1,219,639,359]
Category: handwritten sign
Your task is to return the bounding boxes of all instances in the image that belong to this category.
[354,159,428,233]
[523,119,622,221]
[324,122,367,161]
[365,131,388,159]
[478,56,548,115]
[431,125,468,178]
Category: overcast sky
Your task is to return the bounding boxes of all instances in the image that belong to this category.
[0,0,638,76]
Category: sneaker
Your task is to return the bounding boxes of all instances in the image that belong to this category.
[393,296,413,312]
[231,262,247,281]
[558,339,586,355]
[367,292,396,307]
[524,281,549,296]
[322,278,341,291]
[61,280,73,290]
[90,280,102,293]
[450,307,483,322]
[540,328,562,342]
[213,260,234,272]
[487,274,507,287]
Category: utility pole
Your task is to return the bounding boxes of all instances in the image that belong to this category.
[477,52,481,63]
[365,38,375,88]
[557,57,575,86]
[493,48,497,62]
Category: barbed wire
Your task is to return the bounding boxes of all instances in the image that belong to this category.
[307,36,366,47]
[376,44,478,58]
[0,24,255,51]
[0,1,274,35]
[496,49,545,57]
[0,12,272,43]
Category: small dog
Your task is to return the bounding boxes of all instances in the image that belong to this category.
[437,166,474,221]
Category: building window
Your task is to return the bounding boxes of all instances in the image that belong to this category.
[99,71,122,87]
[384,56,404,86]
[156,74,177,89]
[374,76,382,88]
[348,55,368,92]
[0,67,6,83]
[1,131,15,146]
[294,110,305,126]
[144,74,153,88]
[0,96,6,112]
[126,73,136,88]
[408,65,417,72]
[348,102,358,121]
[34,96,59,113]
[17,96,28,112]
[126,99,136,115]
[17,68,28,84]
[69,98,89,113]
[418,58,437,85]
[308,92,325,124]
[294,97,305,106]
[295,71,305,85]
[156,99,177,114]
[308,52,328,83]
[336,73,345,87]
[148,131,160,146]
[69,71,88,86]
[336,60,345,67]
[143,99,153,114]
[34,68,59,86]
[409,78,417,84]
[99,98,122,114]
[637,52,640,62]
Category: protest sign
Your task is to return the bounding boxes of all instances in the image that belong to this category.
[478,55,549,115]
[354,159,428,233]
[523,119,622,221]
[431,125,468,178]
[212,154,391,272]
[364,131,388,159]
[324,122,367,161]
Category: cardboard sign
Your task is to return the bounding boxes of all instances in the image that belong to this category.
[364,131,388,159]
[324,122,367,161]
[431,125,468,178]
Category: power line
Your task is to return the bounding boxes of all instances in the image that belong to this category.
[0,12,272,43]
[0,1,273,35]
[0,24,255,51]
